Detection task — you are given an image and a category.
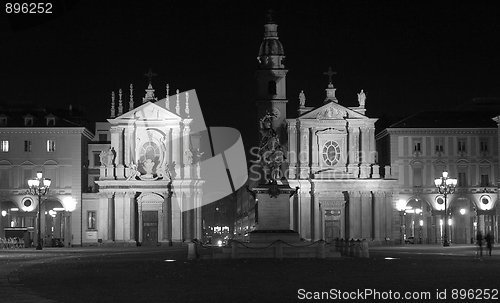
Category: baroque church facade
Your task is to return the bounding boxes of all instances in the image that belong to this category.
[82,80,205,246]
[236,18,400,244]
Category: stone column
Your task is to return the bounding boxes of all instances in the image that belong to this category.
[128,192,137,243]
[124,127,132,166]
[369,126,376,164]
[299,189,311,240]
[385,191,394,240]
[114,192,125,241]
[171,190,183,244]
[111,127,125,179]
[183,191,192,242]
[372,191,385,241]
[348,127,360,177]
[311,191,321,241]
[194,189,203,240]
[359,125,370,178]
[360,191,372,240]
[299,127,309,179]
[162,191,172,245]
[287,121,297,179]
[182,122,192,179]
[107,193,115,242]
[172,127,181,178]
[311,127,319,170]
[348,191,362,239]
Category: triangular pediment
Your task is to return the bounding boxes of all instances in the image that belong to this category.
[299,101,368,120]
[110,101,181,122]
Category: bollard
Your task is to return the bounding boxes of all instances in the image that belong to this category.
[348,239,355,257]
[341,238,347,256]
[231,240,238,259]
[361,239,370,258]
[187,242,197,260]
[317,241,325,259]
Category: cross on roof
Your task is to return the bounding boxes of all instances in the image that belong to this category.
[267,9,274,22]
[143,68,157,84]
[323,66,337,84]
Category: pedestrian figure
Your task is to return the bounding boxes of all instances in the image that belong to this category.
[485,233,493,256]
[476,231,483,256]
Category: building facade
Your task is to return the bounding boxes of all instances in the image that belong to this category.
[377,110,500,244]
[236,18,399,245]
[0,105,90,247]
[83,83,205,246]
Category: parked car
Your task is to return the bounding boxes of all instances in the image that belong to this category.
[405,236,415,244]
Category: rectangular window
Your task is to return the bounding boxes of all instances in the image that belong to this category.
[24,140,32,152]
[413,167,423,187]
[1,140,8,152]
[47,140,56,152]
[413,139,422,152]
[87,211,96,230]
[93,152,101,167]
[98,134,108,142]
[480,139,489,152]
[458,172,467,187]
[480,175,489,187]
[435,138,444,152]
[458,139,466,152]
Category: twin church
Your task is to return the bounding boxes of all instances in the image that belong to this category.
[4,15,494,248]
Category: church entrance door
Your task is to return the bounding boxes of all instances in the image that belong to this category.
[142,211,158,246]
[324,210,341,243]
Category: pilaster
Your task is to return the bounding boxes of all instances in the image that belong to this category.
[172,127,181,178]
[287,121,297,179]
[183,122,192,179]
[348,191,361,239]
[360,191,372,239]
[299,127,309,179]
[106,192,115,242]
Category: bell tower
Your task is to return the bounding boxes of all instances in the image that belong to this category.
[256,12,288,138]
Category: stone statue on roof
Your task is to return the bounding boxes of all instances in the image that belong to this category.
[357,89,366,108]
[299,90,306,108]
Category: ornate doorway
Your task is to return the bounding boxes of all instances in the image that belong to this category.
[324,209,341,243]
[142,211,158,246]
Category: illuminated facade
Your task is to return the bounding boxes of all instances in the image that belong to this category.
[83,82,205,246]
[377,109,500,244]
[0,105,90,247]
[236,18,399,245]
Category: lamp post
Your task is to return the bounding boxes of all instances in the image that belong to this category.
[434,171,457,247]
[27,171,51,250]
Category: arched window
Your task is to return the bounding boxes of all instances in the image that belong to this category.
[268,81,277,95]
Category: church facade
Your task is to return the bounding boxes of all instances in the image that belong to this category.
[236,18,400,245]
[82,81,205,246]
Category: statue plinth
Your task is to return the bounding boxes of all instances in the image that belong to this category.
[249,182,300,243]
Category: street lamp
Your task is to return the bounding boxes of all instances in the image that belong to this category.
[434,171,457,246]
[27,171,51,250]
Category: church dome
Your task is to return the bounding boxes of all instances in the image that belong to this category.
[259,38,284,56]
[258,22,284,57]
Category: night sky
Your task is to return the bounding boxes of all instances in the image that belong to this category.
[2,1,500,150]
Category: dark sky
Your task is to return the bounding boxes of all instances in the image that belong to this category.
[2,1,500,149]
